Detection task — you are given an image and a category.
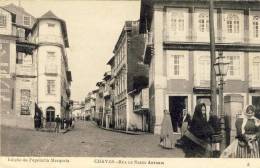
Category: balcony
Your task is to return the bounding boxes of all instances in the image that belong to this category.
[133,88,149,113]
[45,64,58,75]
[249,74,260,91]
[15,65,36,77]
[143,32,154,64]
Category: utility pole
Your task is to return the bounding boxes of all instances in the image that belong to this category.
[209,0,217,120]
[209,0,220,157]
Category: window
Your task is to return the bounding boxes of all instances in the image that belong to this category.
[199,56,210,80]
[23,16,30,26]
[48,23,55,27]
[16,52,24,64]
[253,56,260,81]
[47,51,55,60]
[198,13,209,32]
[21,89,31,115]
[226,14,239,34]
[171,13,184,32]
[226,55,240,77]
[0,14,6,28]
[47,80,56,95]
[173,55,185,76]
[253,16,259,38]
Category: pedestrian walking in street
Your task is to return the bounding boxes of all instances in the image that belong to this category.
[177,103,214,157]
[160,109,175,149]
[221,105,260,158]
[34,112,41,130]
[55,115,61,133]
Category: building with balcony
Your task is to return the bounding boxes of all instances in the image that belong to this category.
[139,0,260,134]
[108,20,148,131]
[0,4,38,128]
[84,91,96,120]
[0,7,16,120]
[34,10,72,124]
[0,4,72,129]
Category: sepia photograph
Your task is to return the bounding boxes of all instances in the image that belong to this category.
[0,0,260,167]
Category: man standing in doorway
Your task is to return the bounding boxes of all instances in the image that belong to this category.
[55,115,61,133]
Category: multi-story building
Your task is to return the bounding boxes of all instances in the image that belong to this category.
[84,91,96,120]
[102,71,113,128]
[0,7,16,121]
[1,4,38,128]
[140,0,260,134]
[1,4,72,129]
[95,81,105,125]
[111,20,149,131]
[33,10,72,124]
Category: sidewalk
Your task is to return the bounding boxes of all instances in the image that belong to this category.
[90,120,150,135]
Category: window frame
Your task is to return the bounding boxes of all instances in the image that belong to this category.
[47,80,56,95]
[167,50,188,80]
[23,15,31,27]
[0,14,7,28]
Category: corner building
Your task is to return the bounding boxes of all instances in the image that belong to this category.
[140,0,260,134]
[33,11,72,123]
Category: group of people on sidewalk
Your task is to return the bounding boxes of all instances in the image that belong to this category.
[160,103,260,158]
[34,114,75,133]
[54,115,75,133]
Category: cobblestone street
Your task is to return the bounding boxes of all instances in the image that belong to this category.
[1,121,185,157]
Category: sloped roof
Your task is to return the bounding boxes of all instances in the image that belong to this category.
[40,10,61,20]
[2,3,34,18]
[32,10,69,47]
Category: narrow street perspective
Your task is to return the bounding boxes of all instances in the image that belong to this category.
[1,120,184,157]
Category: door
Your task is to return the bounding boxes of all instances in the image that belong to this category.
[169,96,187,133]
[46,107,55,122]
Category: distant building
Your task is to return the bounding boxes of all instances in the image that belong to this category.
[95,81,105,125]
[139,0,260,134]
[84,91,96,120]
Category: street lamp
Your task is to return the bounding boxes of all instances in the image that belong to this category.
[213,51,230,153]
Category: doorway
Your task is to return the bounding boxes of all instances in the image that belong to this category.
[252,96,260,119]
[46,106,55,122]
[169,96,188,133]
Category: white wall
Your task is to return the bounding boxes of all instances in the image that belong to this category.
[38,20,64,46]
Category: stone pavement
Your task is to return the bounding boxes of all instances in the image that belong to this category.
[1,121,185,157]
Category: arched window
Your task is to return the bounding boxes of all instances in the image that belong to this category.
[227,14,239,33]
[171,12,184,32]
[253,16,259,38]
[198,13,209,32]
[46,106,55,122]
[253,56,260,81]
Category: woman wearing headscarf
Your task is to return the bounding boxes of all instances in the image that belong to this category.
[235,105,260,158]
[177,103,214,157]
[160,109,175,149]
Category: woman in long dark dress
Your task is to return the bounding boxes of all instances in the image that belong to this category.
[179,103,214,157]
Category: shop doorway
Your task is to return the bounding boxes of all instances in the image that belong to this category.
[169,96,188,133]
[46,106,55,122]
[252,96,260,119]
